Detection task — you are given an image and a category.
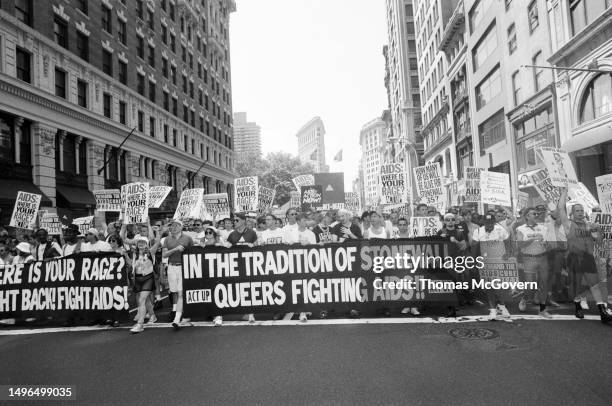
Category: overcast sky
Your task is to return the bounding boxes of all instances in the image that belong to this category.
[230,0,388,188]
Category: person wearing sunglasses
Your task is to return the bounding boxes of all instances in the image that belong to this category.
[201,226,223,247]
[281,208,300,244]
[260,214,283,245]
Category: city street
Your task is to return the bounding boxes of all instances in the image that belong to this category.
[2,317,612,406]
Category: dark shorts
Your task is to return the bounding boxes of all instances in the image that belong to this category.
[568,252,598,274]
[134,273,155,293]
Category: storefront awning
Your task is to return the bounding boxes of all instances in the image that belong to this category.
[0,179,52,206]
[56,185,96,209]
[562,124,612,152]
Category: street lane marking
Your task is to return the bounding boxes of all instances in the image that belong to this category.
[0,315,603,336]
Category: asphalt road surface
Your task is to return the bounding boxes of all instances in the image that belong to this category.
[2,318,612,406]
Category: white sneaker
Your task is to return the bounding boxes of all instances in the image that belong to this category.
[146,315,157,324]
[299,312,308,322]
[497,304,511,319]
[130,323,144,334]
[410,307,420,316]
[401,307,410,314]
[539,310,553,319]
[248,314,255,323]
[518,298,527,312]
[488,308,498,321]
[580,299,589,310]
[0,318,16,325]
[213,316,223,326]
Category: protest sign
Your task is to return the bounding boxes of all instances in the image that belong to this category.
[148,186,173,208]
[258,186,276,213]
[464,167,485,203]
[314,173,345,204]
[123,182,149,224]
[517,191,530,211]
[593,212,612,259]
[40,213,62,235]
[234,177,258,212]
[409,217,442,237]
[181,238,458,316]
[539,147,578,188]
[292,174,315,191]
[530,168,562,211]
[9,191,42,230]
[93,189,121,212]
[413,163,445,212]
[72,216,94,235]
[480,171,511,207]
[380,163,409,204]
[345,192,361,214]
[289,191,301,208]
[596,174,612,212]
[478,259,519,283]
[202,193,231,222]
[301,185,323,211]
[174,189,204,220]
[0,253,129,319]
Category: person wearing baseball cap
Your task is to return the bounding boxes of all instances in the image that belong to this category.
[80,228,113,253]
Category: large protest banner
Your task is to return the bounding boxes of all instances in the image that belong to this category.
[539,147,578,188]
[9,191,42,230]
[479,259,519,283]
[40,213,62,235]
[234,177,258,212]
[72,216,94,235]
[203,193,231,222]
[596,174,612,212]
[480,171,511,207]
[409,217,442,237]
[593,212,612,259]
[301,185,323,211]
[181,238,458,316]
[123,182,149,224]
[93,189,121,212]
[292,174,314,191]
[380,163,409,204]
[148,186,173,208]
[0,253,130,319]
[464,167,484,203]
[530,168,562,211]
[258,186,276,213]
[174,189,204,220]
[413,163,445,212]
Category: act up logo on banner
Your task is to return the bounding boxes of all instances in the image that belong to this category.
[234,177,258,212]
[313,172,345,204]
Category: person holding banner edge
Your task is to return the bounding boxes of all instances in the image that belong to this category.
[162,219,193,330]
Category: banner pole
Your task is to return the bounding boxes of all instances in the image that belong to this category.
[97,127,137,175]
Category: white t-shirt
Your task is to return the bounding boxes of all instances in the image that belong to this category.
[516,223,548,255]
[260,228,284,245]
[297,229,317,245]
[62,243,79,256]
[282,223,300,244]
[367,226,389,239]
[472,224,509,259]
[80,240,113,253]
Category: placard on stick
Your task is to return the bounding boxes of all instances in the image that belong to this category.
[9,191,42,230]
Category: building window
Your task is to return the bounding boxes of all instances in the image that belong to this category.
[169,2,175,20]
[162,58,168,77]
[102,49,113,76]
[148,10,154,30]
[54,17,68,48]
[119,101,126,124]
[182,75,187,92]
[77,80,87,108]
[15,48,31,83]
[190,81,194,98]
[102,5,112,33]
[148,45,155,67]
[170,33,176,53]
[475,65,501,110]
[472,23,497,71]
[119,60,127,85]
[149,117,155,137]
[172,98,178,116]
[528,0,539,33]
[184,135,188,151]
[479,109,506,154]
[579,73,612,123]
[118,20,127,45]
[182,45,187,62]
[171,66,177,85]
[137,37,144,59]
[569,0,612,36]
[161,25,167,44]
[54,68,66,98]
[190,110,195,126]
[137,74,145,95]
[164,124,169,143]
[183,105,188,122]
[163,91,169,110]
[149,82,156,102]
[532,51,545,91]
[103,93,112,118]
[468,0,486,34]
[78,0,88,15]
[515,108,555,171]
[15,0,32,26]
[137,0,144,19]
[138,111,144,132]
[172,129,177,147]
[507,23,517,54]
[512,70,522,106]
[77,32,89,61]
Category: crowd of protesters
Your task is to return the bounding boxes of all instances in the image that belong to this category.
[1,186,611,332]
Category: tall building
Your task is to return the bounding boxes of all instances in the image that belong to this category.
[415,0,458,194]
[547,1,612,196]
[359,117,386,208]
[463,0,557,203]
[0,0,237,224]
[233,112,261,161]
[296,116,328,173]
[385,0,422,195]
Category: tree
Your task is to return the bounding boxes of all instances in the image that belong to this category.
[234,152,314,206]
